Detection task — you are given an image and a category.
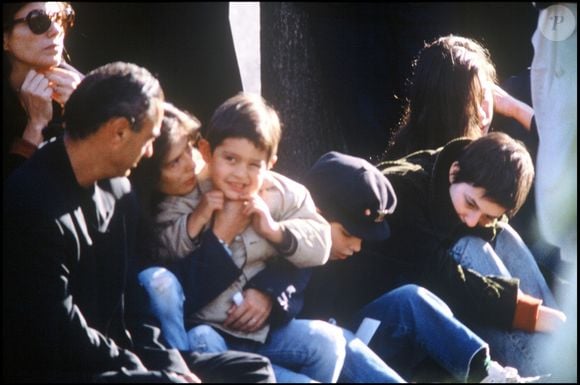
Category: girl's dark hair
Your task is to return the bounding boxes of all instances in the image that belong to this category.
[3,2,72,32]
[129,102,199,264]
[453,132,534,218]
[130,102,201,221]
[3,3,74,76]
[385,35,497,160]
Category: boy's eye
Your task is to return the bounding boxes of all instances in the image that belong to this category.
[250,163,262,169]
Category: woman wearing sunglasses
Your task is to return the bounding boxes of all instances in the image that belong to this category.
[3,2,83,179]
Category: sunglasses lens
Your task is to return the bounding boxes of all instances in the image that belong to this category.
[28,12,52,34]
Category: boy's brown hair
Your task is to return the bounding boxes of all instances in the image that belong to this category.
[205,93,281,162]
[453,132,534,218]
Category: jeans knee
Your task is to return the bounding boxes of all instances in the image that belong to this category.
[389,284,453,319]
[187,325,227,353]
[308,320,347,360]
[139,267,184,314]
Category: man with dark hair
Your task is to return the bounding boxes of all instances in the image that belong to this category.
[3,62,275,383]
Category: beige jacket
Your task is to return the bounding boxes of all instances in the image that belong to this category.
[155,170,331,342]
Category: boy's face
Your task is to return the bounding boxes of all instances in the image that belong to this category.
[449,182,505,228]
[159,133,204,196]
[204,137,270,200]
[329,222,362,261]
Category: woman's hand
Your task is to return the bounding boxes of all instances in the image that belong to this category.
[492,84,534,130]
[45,66,83,106]
[18,69,54,145]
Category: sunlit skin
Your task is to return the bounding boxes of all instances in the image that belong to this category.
[448,162,506,228]
[201,137,271,200]
[449,182,505,228]
[158,134,204,196]
[329,222,363,261]
[157,132,224,241]
[199,137,283,245]
[477,74,495,134]
[4,2,83,145]
[4,2,67,72]
[197,137,282,332]
[120,101,163,177]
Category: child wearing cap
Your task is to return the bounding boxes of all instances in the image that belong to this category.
[139,93,411,383]
[305,133,564,378]
[298,150,540,383]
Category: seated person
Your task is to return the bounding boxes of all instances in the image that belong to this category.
[3,62,275,383]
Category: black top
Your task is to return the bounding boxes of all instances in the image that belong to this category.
[3,137,190,382]
[301,138,520,329]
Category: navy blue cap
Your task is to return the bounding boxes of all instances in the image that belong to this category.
[304,151,397,242]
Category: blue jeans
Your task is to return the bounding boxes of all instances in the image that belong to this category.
[189,321,406,383]
[451,223,559,376]
[350,284,488,382]
[138,267,189,351]
[139,267,406,382]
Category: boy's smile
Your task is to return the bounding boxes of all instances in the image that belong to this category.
[205,137,270,200]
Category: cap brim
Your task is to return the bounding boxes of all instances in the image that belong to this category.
[343,219,391,242]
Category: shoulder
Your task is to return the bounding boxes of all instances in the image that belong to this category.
[265,171,309,199]
[155,188,201,223]
[4,146,63,212]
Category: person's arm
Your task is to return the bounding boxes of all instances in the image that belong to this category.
[492,84,534,131]
[263,175,332,268]
[374,172,522,329]
[536,305,567,332]
[512,291,567,333]
[245,258,312,326]
[220,257,311,332]
[3,198,146,373]
[174,229,243,315]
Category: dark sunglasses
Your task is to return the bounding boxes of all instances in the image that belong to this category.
[11,7,75,35]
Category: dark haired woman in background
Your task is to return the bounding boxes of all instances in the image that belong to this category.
[3,2,83,178]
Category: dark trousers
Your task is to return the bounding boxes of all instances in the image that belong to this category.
[94,351,276,383]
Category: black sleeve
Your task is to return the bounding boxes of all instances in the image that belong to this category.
[246,257,313,326]
[172,229,243,316]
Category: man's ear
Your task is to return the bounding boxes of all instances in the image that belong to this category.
[449,161,460,183]
[197,138,213,163]
[105,117,132,147]
[268,155,278,169]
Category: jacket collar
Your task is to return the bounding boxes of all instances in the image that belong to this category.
[429,138,471,239]
[48,137,116,232]
[428,137,498,241]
